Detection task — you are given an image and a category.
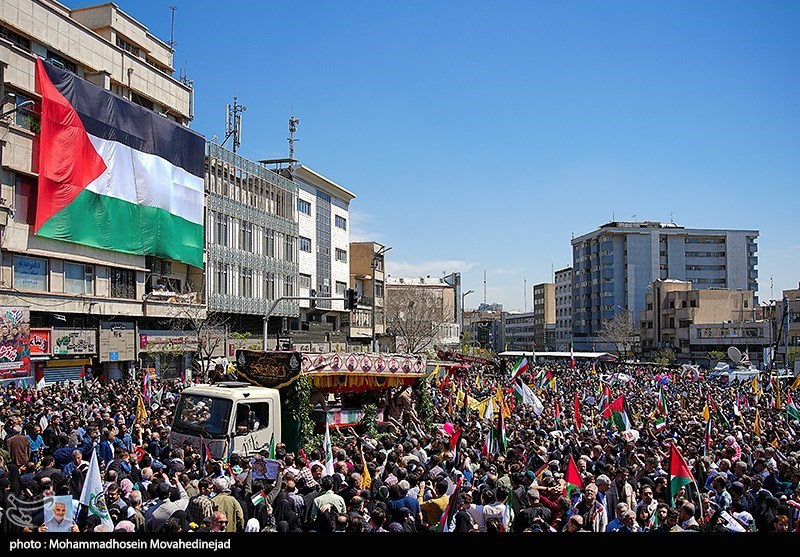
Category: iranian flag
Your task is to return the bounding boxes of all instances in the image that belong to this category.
[657,386,668,417]
[602,394,632,431]
[654,415,667,432]
[668,442,695,506]
[565,454,584,498]
[569,339,575,369]
[35,58,204,268]
[509,357,529,383]
[786,391,800,422]
[513,379,544,416]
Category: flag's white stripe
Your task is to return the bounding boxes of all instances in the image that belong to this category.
[85,135,203,226]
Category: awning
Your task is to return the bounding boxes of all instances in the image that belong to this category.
[46,358,92,368]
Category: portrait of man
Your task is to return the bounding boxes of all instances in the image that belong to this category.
[43,496,74,532]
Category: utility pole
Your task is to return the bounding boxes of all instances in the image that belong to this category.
[371,245,391,352]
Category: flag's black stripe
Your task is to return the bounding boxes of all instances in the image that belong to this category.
[43,61,205,178]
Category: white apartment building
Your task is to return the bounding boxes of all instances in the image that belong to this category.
[555,267,573,351]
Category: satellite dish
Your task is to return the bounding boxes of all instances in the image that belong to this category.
[727,346,742,364]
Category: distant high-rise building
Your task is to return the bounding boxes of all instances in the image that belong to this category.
[571,221,758,350]
[533,283,556,350]
[555,267,573,351]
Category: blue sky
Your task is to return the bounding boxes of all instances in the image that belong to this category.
[75,0,800,310]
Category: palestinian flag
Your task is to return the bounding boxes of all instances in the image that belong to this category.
[787,391,800,422]
[509,357,529,383]
[268,432,276,459]
[565,454,584,497]
[251,489,267,507]
[708,396,729,427]
[449,427,462,459]
[35,58,204,267]
[438,475,463,532]
[602,395,632,431]
[498,409,508,454]
[668,442,695,506]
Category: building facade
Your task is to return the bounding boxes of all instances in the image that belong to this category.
[640,279,770,365]
[533,282,556,350]
[555,267,573,351]
[777,284,800,371]
[0,1,203,383]
[503,311,535,351]
[204,144,299,344]
[349,241,388,348]
[385,276,458,353]
[571,221,759,350]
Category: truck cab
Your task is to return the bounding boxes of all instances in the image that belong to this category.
[169,382,281,459]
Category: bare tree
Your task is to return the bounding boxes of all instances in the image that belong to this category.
[385,287,452,353]
[599,311,638,362]
[161,303,229,382]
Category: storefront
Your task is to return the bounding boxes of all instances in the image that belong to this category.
[99,322,136,381]
[138,330,198,380]
[43,328,97,384]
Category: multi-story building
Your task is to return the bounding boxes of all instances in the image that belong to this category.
[385,275,459,353]
[464,303,504,353]
[776,284,800,370]
[533,282,556,350]
[640,279,771,365]
[204,144,299,344]
[0,1,203,383]
[571,221,759,350]
[503,311,535,351]
[349,241,389,349]
[555,267,573,351]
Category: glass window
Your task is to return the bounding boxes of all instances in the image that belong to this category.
[111,268,136,299]
[235,401,270,433]
[173,395,232,438]
[265,229,275,257]
[299,237,312,252]
[335,248,347,263]
[14,255,47,291]
[215,262,228,296]
[13,174,36,224]
[335,281,346,295]
[298,199,311,215]
[299,274,311,289]
[65,262,93,294]
[335,215,347,230]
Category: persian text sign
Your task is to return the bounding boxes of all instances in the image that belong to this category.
[30,328,52,356]
[52,329,96,355]
[236,350,303,389]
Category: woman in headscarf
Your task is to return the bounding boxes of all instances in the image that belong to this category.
[114,520,136,532]
[244,517,261,532]
[753,491,779,533]
[272,489,302,532]
[724,435,742,463]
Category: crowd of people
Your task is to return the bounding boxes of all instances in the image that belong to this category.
[1,356,799,533]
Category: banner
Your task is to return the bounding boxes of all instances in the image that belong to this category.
[436,349,498,369]
[30,328,52,356]
[0,307,31,384]
[235,350,303,389]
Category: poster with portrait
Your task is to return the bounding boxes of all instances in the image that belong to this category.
[44,495,73,532]
[0,307,31,385]
[250,456,268,480]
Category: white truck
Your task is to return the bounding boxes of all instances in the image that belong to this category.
[169,382,281,459]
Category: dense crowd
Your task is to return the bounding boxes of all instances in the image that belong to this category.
[1,358,799,533]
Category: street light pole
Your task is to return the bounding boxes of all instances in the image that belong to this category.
[461,289,474,349]
[371,245,391,352]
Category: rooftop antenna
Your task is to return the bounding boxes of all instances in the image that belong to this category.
[288,114,300,172]
[483,270,487,305]
[770,276,774,301]
[670,212,674,223]
[168,6,177,52]
[524,277,527,311]
[222,96,246,153]
[632,214,637,221]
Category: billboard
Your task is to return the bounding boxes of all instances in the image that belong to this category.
[0,307,31,384]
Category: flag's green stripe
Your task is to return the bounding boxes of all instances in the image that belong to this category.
[669,476,691,505]
[787,405,800,422]
[37,189,203,268]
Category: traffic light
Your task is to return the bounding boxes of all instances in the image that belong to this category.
[310,289,317,309]
[344,288,357,310]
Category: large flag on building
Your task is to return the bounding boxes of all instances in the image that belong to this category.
[79,449,114,531]
[35,58,205,268]
[602,395,632,431]
[668,442,695,506]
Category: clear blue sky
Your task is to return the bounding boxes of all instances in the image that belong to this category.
[75,0,800,311]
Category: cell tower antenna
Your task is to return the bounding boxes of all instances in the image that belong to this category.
[483,270,487,305]
[222,96,246,153]
[524,277,527,311]
[288,114,300,172]
[168,6,177,51]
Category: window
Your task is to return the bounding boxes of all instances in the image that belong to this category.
[265,230,275,257]
[14,255,47,291]
[299,274,312,289]
[375,280,384,298]
[335,281,346,296]
[299,236,311,253]
[264,272,275,300]
[46,51,76,74]
[298,199,311,215]
[240,267,253,298]
[115,36,141,57]
[215,213,228,246]
[111,268,136,299]
[335,215,347,230]
[283,275,295,297]
[13,174,36,224]
[240,221,253,252]
[215,262,228,295]
[235,401,270,432]
[335,248,347,263]
[65,263,93,294]
[285,235,295,263]
[0,24,31,50]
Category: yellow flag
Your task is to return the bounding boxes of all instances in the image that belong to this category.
[775,379,782,410]
[549,376,557,390]
[474,398,488,416]
[770,437,779,448]
[701,403,710,422]
[752,376,760,393]
[495,386,510,418]
[455,389,465,408]
[792,372,800,391]
[135,394,148,424]
[753,409,762,436]
[362,461,372,489]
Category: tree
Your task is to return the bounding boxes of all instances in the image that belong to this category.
[384,287,453,354]
[599,311,638,362]
[655,348,676,365]
[160,303,229,382]
[708,350,726,364]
